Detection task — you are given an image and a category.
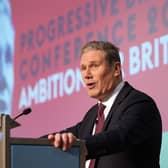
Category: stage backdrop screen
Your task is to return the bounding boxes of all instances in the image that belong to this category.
[0,0,167,168]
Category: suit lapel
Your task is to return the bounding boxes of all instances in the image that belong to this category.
[103,82,133,130]
[83,104,99,136]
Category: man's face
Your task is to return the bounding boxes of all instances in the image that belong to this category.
[0,4,15,115]
[80,50,121,101]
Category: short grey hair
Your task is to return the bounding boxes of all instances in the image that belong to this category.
[80,41,120,66]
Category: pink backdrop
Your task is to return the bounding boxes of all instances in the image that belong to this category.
[10,0,168,138]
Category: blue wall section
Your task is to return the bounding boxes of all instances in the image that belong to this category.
[160,132,168,168]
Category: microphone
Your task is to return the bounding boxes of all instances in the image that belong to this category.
[13,108,32,120]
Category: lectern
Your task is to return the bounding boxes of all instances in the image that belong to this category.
[0,114,86,168]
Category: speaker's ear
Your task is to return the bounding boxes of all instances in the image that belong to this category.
[113,62,121,77]
[115,65,118,70]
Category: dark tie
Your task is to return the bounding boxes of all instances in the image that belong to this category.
[89,103,106,168]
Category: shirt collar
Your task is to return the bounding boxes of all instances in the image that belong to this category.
[99,81,125,107]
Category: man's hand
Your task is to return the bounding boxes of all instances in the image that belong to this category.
[48,132,77,151]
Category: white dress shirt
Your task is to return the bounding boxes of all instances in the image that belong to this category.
[85,81,125,168]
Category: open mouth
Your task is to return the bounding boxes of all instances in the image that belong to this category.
[87,82,96,89]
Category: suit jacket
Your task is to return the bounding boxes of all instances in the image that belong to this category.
[61,82,162,168]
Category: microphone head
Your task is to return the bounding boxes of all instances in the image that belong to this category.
[23,108,32,115]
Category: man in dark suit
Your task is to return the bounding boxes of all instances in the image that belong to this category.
[48,41,162,168]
